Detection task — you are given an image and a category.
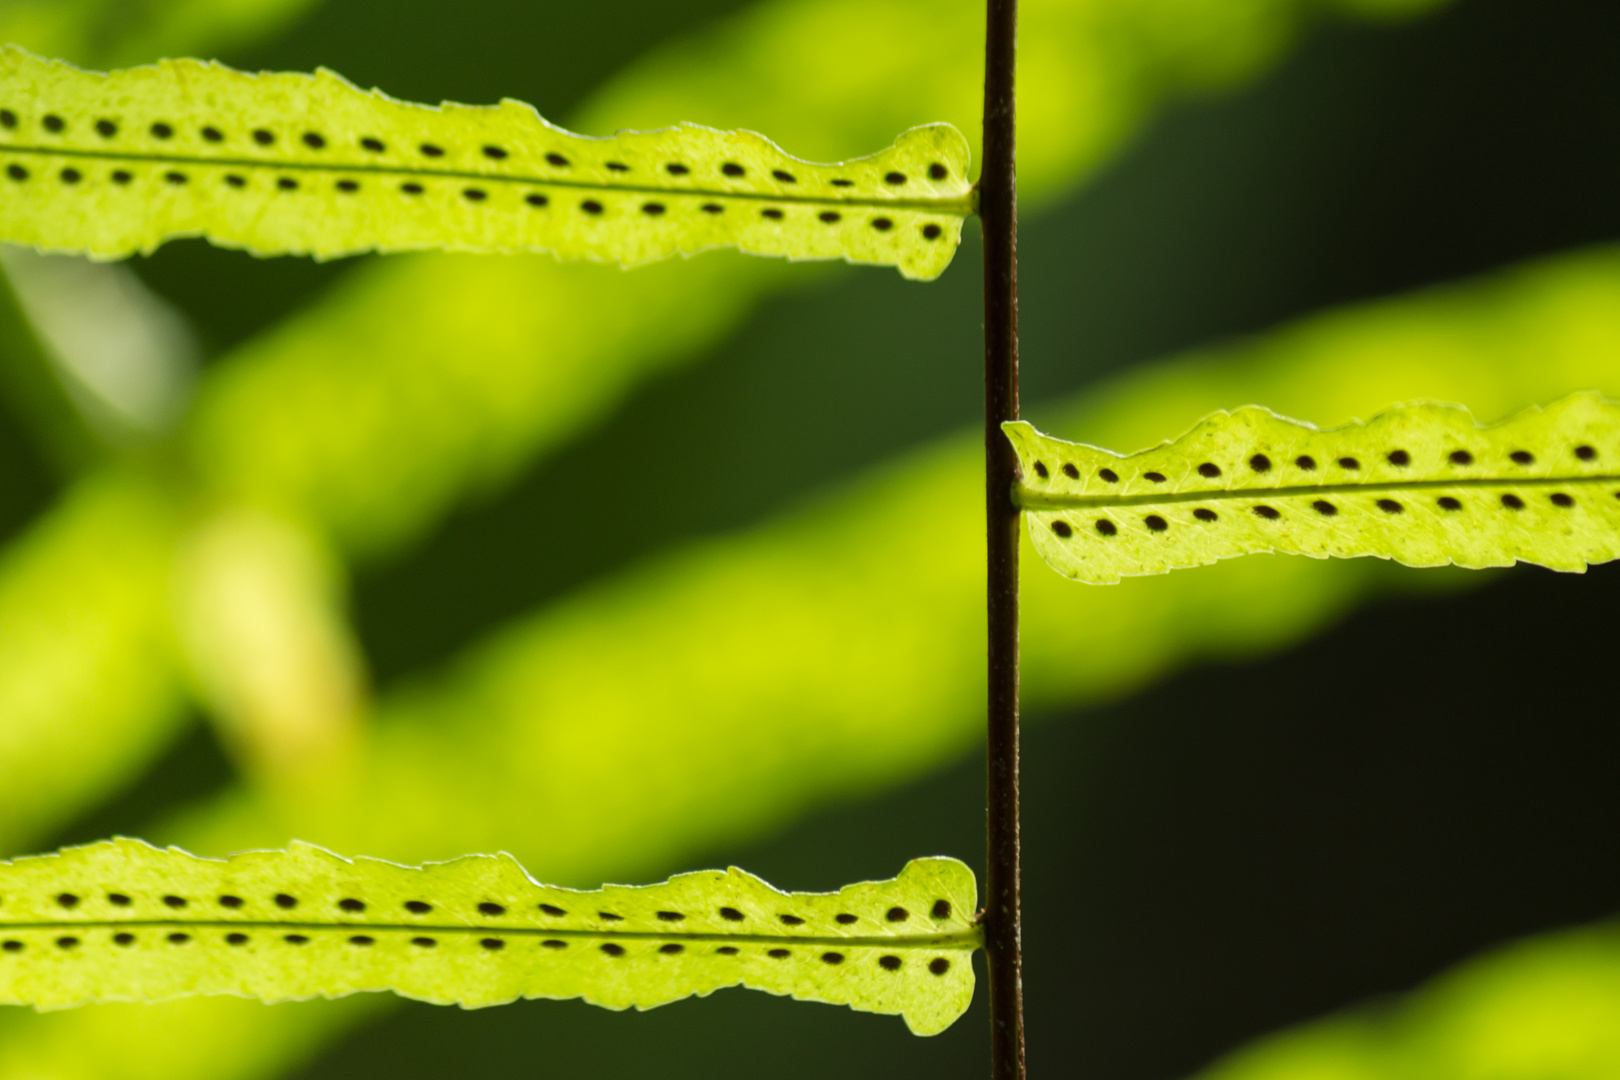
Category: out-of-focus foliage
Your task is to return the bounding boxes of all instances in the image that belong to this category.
[1010,392,1620,582]
[0,0,323,69]
[4,241,1617,1080]
[0,841,980,1034]
[1196,918,1620,1080]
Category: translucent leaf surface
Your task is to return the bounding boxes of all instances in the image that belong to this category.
[0,840,979,1035]
[1009,392,1620,583]
[0,47,972,279]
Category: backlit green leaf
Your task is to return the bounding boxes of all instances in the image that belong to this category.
[0,47,972,279]
[1008,392,1620,583]
[0,839,979,1035]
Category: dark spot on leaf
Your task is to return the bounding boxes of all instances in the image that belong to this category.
[931,900,951,919]
[779,914,804,926]
[1098,468,1118,482]
[252,129,274,146]
[822,952,845,964]
[830,178,854,187]
[768,949,791,959]
[700,203,723,214]
[226,933,248,946]
[482,145,507,160]
[1313,500,1337,516]
[542,940,567,949]
[165,171,187,185]
[601,943,625,956]
[0,110,13,128]
[1449,450,1474,465]
[665,163,689,175]
[338,899,365,913]
[719,907,745,921]
[1576,445,1598,461]
[1032,461,1048,479]
[218,895,243,909]
[419,143,444,157]
[717,946,739,955]
[225,174,246,187]
[884,171,907,185]
[350,936,375,946]
[479,938,503,951]
[599,911,624,922]
[162,895,186,909]
[95,119,117,137]
[1339,457,1360,470]
[0,940,19,952]
[1144,515,1169,532]
[462,187,487,202]
[1551,493,1575,507]
[401,182,423,195]
[660,943,684,954]
[6,164,27,181]
[871,217,894,231]
[360,137,385,152]
[1095,519,1118,536]
[1253,505,1281,520]
[819,211,841,223]
[879,955,902,970]
[1510,450,1534,464]
[772,169,796,182]
[886,907,909,922]
[1197,462,1221,478]
[1249,454,1271,473]
[922,223,943,240]
[42,114,63,133]
[1144,472,1166,483]
[57,936,80,949]
[721,162,745,177]
[1378,498,1403,513]
[929,958,951,975]
[150,122,173,139]
[56,893,79,909]
[762,208,784,220]
[108,894,131,906]
[526,193,549,207]
[405,901,431,914]
[275,894,298,909]
[835,913,858,924]
[1050,520,1072,538]
[285,934,309,944]
[114,933,135,946]
[656,911,685,922]
[1438,497,1462,511]
[929,163,949,180]
[1387,449,1411,466]
[303,132,326,149]
[1295,455,1317,471]
[1062,464,1080,479]
[167,933,189,945]
[199,125,223,142]
[539,904,566,916]
[1501,493,1525,509]
[1193,508,1218,522]
[546,153,569,167]
[581,200,604,215]
[641,202,666,215]
[412,937,436,947]
[336,179,359,192]
[276,177,297,190]
[478,903,506,916]
[605,161,629,172]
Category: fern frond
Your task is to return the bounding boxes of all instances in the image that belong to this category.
[0,47,973,279]
[1007,392,1620,583]
[0,840,980,1035]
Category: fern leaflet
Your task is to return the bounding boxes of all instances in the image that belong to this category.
[1007,392,1620,583]
[0,47,973,279]
[0,839,980,1035]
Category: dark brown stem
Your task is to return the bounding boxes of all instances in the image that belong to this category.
[980,0,1023,1078]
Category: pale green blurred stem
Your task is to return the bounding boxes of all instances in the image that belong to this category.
[0,261,105,475]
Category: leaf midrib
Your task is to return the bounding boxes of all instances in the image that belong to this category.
[0,918,982,948]
[0,143,978,214]
[1015,472,1620,510]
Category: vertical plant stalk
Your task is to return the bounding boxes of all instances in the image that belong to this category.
[980,0,1024,1078]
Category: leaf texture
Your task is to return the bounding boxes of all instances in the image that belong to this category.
[1007,392,1620,584]
[0,47,973,279]
[0,840,981,1035]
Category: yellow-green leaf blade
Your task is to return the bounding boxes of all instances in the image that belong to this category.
[0,840,980,1035]
[0,47,972,280]
[1008,391,1620,583]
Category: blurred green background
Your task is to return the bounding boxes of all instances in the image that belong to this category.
[0,0,1618,1078]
